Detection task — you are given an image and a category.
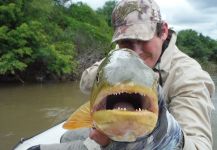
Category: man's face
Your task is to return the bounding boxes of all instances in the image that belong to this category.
[117,35,163,68]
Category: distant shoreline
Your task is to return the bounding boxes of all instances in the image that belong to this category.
[199,61,217,75]
[0,59,216,84]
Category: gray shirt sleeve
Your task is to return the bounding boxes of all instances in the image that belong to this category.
[40,141,88,150]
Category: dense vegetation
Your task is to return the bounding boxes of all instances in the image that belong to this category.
[177,29,217,62]
[177,29,217,74]
[0,0,216,82]
[0,0,113,82]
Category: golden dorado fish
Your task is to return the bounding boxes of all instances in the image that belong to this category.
[63,48,159,142]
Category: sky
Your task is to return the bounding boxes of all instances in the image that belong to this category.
[71,0,217,40]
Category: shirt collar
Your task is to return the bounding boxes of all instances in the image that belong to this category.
[156,32,177,73]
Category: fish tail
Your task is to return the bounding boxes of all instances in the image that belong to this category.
[63,102,92,129]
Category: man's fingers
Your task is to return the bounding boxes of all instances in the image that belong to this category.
[89,128,111,147]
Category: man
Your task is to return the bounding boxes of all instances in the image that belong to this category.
[79,0,215,149]
[29,0,215,149]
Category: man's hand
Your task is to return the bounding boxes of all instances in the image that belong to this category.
[89,128,111,147]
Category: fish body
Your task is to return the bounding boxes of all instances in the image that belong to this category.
[63,48,159,142]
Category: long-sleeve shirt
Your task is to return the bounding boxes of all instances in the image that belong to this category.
[79,32,215,149]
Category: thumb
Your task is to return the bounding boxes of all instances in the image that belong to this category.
[89,128,111,147]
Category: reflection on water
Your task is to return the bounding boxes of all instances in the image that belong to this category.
[0,82,88,150]
[0,76,216,150]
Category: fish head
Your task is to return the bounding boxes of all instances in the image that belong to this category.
[90,48,159,142]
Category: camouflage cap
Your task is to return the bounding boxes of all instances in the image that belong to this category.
[111,0,161,43]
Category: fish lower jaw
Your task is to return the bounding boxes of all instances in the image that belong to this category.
[95,109,153,115]
[115,107,146,112]
[93,109,158,142]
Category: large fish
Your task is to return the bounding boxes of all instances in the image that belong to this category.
[63,48,183,149]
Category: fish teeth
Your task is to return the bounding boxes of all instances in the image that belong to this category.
[118,108,126,111]
[135,108,144,112]
[116,107,127,111]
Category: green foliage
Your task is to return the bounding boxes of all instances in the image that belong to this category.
[23,0,54,21]
[209,48,217,62]
[0,1,24,28]
[0,0,77,82]
[67,2,112,35]
[97,0,117,26]
[0,51,27,74]
[66,17,111,45]
[63,2,114,74]
[0,0,113,82]
[64,2,113,53]
[1,0,216,82]
[177,29,217,62]
[35,42,76,76]
[68,2,100,26]
[0,23,34,75]
[1,0,217,82]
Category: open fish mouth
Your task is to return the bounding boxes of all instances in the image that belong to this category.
[92,85,158,114]
[106,92,150,111]
[91,84,158,142]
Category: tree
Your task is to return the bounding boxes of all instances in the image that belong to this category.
[0,0,77,82]
[177,29,209,60]
[209,48,217,63]
[64,2,113,74]
[97,0,117,26]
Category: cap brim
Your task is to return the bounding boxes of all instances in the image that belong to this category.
[112,22,157,43]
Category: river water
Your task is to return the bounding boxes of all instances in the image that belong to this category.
[0,76,217,150]
[0,82,88,150]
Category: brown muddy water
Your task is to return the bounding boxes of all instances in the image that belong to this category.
[0,82,88,150]
[0,76,217,150]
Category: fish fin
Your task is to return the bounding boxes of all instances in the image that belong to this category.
[63,101,92,129]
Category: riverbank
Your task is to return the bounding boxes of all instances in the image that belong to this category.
[199,60,217,75]
[0,57,216,84]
